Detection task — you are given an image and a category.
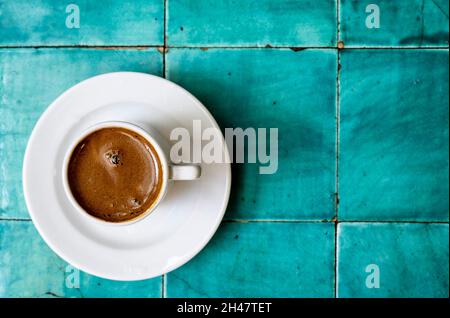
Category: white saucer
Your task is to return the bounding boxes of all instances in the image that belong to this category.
[23,72,231,281]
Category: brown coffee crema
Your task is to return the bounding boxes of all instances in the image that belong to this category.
[67,127,163,222]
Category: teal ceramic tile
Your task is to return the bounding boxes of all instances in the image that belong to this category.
[167,0,337,46]
[340,0,449,46]
[167,222,335,297]
[0,48,162,218]
[337,223,449,298]
[339,50,449,221]
[0,0,163,46]
[167,49,336,220]
[0,221,161,297]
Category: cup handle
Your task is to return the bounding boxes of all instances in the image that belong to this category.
[169,164,201,180]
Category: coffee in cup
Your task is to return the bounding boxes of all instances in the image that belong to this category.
[62,121,200,224]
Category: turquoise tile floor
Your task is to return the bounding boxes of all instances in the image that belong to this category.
[0,0,448,298]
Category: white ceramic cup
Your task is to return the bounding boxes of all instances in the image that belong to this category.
[62,121,201,225]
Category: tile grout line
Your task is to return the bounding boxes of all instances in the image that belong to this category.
[0,218,448,224]
[163,272,168,298]
[164,0,168,46]
[161,274,166,298]
[223,219,335,223]
[335,223,340,298]
[0,45,448,50]
[334,220,338,298]
[161,0,168,299]
[164,45,450,50]
[334,220,450,224]
[0,45,160,49]
[163,0,168,78]
[334,0,341,299]
[222,219,450,224]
